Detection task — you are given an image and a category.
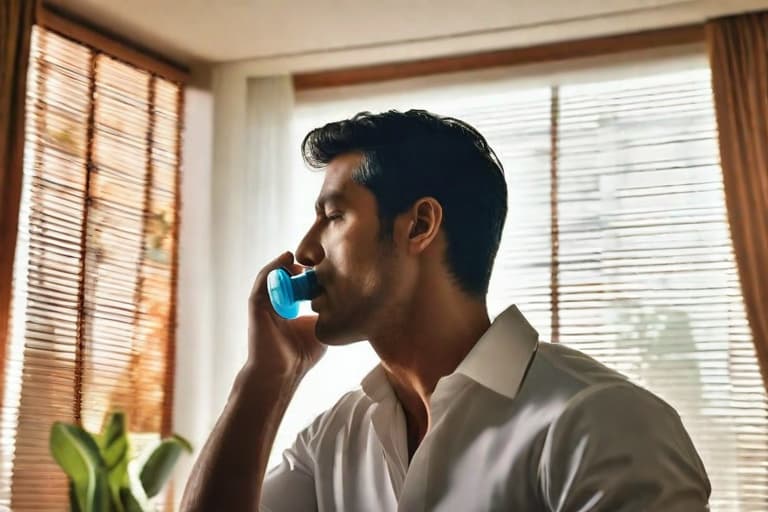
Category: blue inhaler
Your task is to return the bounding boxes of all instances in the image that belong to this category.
[267,268,319,319]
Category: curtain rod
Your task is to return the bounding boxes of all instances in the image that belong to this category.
[293,24,704,90]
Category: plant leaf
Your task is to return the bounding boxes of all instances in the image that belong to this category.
[126,458,151,511]
[119,487,146,512]
[99,412,130,512]
[94,470,112,512]
[139,434,193,498]
[69,482,82,512]
[50,422,110,512]
[100,412,128,463]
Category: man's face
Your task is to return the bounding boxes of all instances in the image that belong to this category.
[295,152,405,345]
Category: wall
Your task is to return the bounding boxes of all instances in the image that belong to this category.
[172,85,214,507]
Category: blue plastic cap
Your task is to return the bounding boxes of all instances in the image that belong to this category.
[267,268,319,319]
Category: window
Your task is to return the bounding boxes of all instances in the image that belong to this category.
[1,26,183,510]
[282,54,766,510]
[553,71,761,510]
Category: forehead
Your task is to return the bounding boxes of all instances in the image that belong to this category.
[315,152,366,207]
[321,152,362,189]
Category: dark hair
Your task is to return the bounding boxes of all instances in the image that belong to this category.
[301,109,507,298]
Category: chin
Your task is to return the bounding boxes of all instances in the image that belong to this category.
[315,317,367,346]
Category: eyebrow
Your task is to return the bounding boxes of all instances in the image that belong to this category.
[314,190,346,213]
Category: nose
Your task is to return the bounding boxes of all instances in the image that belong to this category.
[295,223,325,268]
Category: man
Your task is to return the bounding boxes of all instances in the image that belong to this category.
[181,110,711,511]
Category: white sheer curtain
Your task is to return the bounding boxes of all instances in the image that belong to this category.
[208,74,299,412]
[174,74,301,503]
[173,86,215,507]
[190,70,381,473]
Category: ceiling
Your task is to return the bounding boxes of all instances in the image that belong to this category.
[47,0,768,68]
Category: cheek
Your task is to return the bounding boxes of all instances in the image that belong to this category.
[330,258,377,295]
[358,270,383,297]
[334,226,378,270]
[327,220,389,290]
[332,254,384,299]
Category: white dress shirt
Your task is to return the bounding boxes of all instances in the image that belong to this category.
[260,305,711,511]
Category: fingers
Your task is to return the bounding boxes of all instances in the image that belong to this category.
[250,251,294,301]
[292,315,319,337]
[284,262,309,275]
[249,251,313,306]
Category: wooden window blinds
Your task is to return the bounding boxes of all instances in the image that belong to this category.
[0,25,183,510]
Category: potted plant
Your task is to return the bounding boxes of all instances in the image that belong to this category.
[50,411,192,512]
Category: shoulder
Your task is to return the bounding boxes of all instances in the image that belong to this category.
[539,382,711,509]
[516,342,635,420]
[518,342,691,448]
[531,343,687,440]
[538,348,694,459]
[551,381,681,440]
[533,342,632,389]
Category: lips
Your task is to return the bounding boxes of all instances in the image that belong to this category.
[310,272,326,297]
[309,271,326,311]
[310,292,325,312]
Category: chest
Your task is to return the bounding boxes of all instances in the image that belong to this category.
[314,393,550,511]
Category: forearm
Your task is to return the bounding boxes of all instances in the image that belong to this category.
[180,365,301,511]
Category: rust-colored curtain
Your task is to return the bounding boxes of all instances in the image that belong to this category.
[0,0,37,406]
[706,11,768,392]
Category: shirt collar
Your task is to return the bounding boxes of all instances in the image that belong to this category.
[450,304,539,398]
[360,305,539,402]
[361,363,394,403]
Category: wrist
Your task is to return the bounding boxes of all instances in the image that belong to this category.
[236,362,304,396]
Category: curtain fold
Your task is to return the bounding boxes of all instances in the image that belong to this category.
[706,11,768,392]
[0,0,37,408]
[209,72,296,421]
[173,70,297,509]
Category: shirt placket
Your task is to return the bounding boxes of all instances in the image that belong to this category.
[396,377,465,511]
[370,396,409,502]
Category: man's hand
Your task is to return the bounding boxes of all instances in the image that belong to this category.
[180,251,327,512]
[246,251,327,380]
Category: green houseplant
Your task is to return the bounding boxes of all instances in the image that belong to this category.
[50,411,192,512]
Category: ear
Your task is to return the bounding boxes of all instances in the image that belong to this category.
[398,197,443,255]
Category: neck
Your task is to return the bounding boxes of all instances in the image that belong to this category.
[367,285,490,442]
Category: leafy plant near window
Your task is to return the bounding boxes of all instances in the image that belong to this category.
[50,412,191,512]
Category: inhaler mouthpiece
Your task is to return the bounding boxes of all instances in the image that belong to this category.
[267,268,319,319]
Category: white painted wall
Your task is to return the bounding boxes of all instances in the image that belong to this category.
[172,86,214,509]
